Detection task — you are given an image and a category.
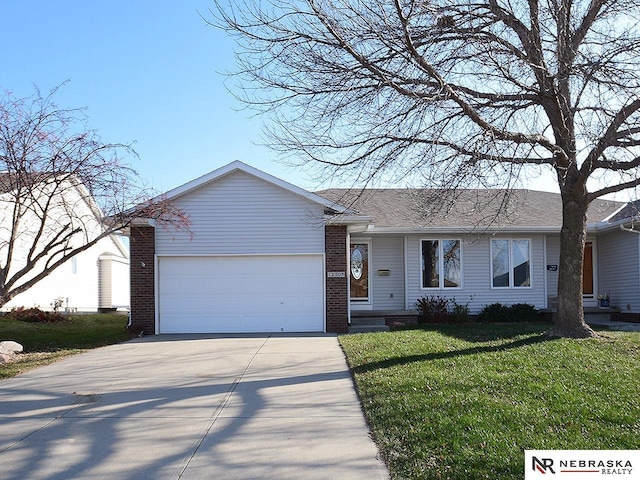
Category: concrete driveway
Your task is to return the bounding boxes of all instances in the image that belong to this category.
[0,334,389,480]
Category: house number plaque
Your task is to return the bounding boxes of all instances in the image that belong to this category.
[327,271,346,278]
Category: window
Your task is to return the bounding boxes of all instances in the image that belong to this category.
[71,257,78,274]
[491,239,530,288]
[421,239,461,289]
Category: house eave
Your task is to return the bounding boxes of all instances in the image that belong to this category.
[324,214,372,225]
[590,216,640,233]
[324,214,372,233]
[129,218,156,228]
[355,225,565,235]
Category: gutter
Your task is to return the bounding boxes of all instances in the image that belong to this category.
[356,225,564,235]
[620,224,640,235]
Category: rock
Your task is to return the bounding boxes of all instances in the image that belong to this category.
[0,341,24,355]
[0,353,13,364]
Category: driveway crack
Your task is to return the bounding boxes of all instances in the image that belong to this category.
[177,334,272,478]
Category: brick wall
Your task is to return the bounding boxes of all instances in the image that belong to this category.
[129,226,156,335]
[325,225,348,333]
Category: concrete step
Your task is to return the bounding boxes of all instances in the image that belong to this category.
[348,324,390,334]
[349,317,387,327]
[584,313,611,323]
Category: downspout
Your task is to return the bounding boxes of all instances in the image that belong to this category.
[543,235,548,309]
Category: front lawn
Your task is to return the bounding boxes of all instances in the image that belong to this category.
[0,313,133,379]
[340,324,640,480]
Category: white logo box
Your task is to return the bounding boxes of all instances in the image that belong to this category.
[525,450,639,479]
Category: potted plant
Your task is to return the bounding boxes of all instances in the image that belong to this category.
[597,293,610,309]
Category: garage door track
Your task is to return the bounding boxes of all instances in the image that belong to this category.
[0,334,389,480]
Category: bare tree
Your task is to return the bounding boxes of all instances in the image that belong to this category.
[211,0,640,337]
[0,85,188,308]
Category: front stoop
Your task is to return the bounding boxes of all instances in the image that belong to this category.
[583,307,618,325]
[348,317,390,334]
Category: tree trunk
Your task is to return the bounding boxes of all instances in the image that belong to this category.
[547,191,597,338]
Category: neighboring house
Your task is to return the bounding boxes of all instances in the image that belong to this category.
[128,161,639,335]
[0,173,130,313]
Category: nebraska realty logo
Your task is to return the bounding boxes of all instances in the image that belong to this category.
[525,451,639,479]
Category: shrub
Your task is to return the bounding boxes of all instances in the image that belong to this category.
[509,303,540,322]
[477,302,539,323]
[416,295,450,324]
[449,298,471,323]
[416,296,473,324]
[6,307,67,323]
[477,302,511,323]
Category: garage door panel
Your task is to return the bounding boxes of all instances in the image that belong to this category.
[158,256,324,333]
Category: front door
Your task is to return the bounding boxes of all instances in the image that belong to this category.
[350,243,369,303]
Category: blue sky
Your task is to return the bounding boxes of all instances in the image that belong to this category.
[0,0,324,193]
[0,1,604,198]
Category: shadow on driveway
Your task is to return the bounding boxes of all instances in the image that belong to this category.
[0,334,389,480]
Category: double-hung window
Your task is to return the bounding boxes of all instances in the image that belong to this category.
[421,239,461,289]
[491,239,531,288]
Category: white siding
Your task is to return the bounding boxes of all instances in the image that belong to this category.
[0,179,129,312]
[111,257,130,307]
[4,235,127,312]
[404,234,547,313]
[156,171,326,255]
[369,236,405,310]
[598,230,640,313]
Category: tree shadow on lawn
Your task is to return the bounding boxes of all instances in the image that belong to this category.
[353,332,552,375]
[395,321,551,343]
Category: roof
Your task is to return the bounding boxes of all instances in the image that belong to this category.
[608,200,640,223]
[0,172,55,194]
[316,188,626,232]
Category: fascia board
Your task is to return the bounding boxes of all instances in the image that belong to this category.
[358,225,564,235]
[130,218,156,227]
[324,214,373,225]
[361,220,634,235]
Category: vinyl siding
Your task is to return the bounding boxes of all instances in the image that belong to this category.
[0,180,128,312]
[598,230,640,312]
[98,257,112,309]
[3,236,126,312]
[404,234,547,313]
[155,171,326,255]
[369,236,405,310]
[111,257,130,307]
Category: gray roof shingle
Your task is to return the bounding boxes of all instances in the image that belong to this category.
[317,189,625,229]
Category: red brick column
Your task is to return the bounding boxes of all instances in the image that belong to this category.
[325,225,348,333]
[129,226,156,335]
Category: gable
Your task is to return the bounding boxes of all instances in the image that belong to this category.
[155,170,327,255]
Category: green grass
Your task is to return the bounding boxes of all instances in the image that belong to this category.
[0,313,133,379]
[340,324,640,480]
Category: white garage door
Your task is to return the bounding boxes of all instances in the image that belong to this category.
[158,255,325,333]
